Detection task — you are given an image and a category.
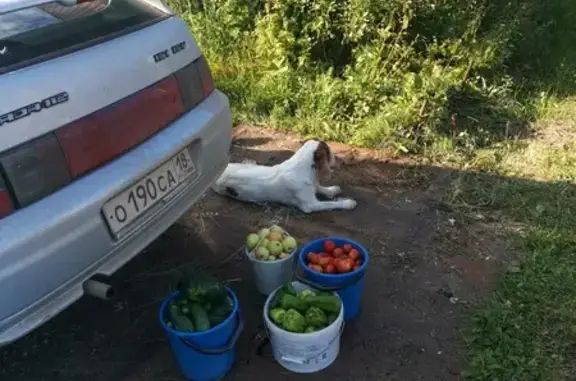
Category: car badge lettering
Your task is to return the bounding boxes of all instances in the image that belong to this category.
[0,92,69,127]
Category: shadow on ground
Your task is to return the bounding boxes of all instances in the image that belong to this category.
[0,127,573,381]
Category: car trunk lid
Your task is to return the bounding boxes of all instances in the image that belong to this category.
[0,1,215,215]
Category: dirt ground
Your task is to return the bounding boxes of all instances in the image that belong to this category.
[0,126,512,381]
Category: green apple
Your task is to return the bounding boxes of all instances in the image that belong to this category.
[267,241,283,256]
[259,238,270,248]
[282,236,297,253]
[279,252,290,259]
[268,231,283,242]
[256,246,270,260]
[269,225,283,233]
[258,228,270,238]
[267,255,277,261]
[246,233,260,250]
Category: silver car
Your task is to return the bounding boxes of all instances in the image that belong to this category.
[0,0,232,345]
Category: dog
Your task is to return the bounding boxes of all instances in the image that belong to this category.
[211,140,357,213]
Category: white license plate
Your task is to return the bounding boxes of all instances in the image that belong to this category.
[103,149,196,235]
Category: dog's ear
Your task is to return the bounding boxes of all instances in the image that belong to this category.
[312,140,331,171]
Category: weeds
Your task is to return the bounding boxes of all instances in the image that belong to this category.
[170,0,574,159]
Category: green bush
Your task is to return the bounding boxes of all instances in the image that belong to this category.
[167,0,575,156]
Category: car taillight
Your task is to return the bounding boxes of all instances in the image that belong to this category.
[56,76,184,178]
[195,56,215,98]
[0,134,71,208]
[175,56,215,111]
[175,61,205,110]
[0,175,14,218]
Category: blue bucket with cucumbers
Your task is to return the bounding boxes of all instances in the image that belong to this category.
[159,273,244,381]
[295,237,369,321]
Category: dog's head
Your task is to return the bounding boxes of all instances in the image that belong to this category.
[301,139,337,182]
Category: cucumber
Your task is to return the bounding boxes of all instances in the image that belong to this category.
[169,304,195,332]
[189,303,211,332]
[273,284,297,308]
[169,304,181,318]
[305,295,342,313]
[281,294,309,313]
[208,297,234,327]
[172,315,195,332]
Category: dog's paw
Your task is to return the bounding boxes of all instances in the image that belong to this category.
[318,185,342,198]
[340,198,358,210]
[325,186,342,198]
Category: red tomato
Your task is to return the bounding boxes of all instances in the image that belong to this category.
[332,258,340,271]
[342,244,352,254]
[319,251,329,257]
[318,256,331,267]
[352,264,361,271]
[309,253,321,265]
[356,259,363,267]
[323,240,335,253]
[306,252,316,262]
[335,258,352,273]
[325,264,336,274]
[310,264,323,273]
[348,249,360,261]
[332,248,343,257]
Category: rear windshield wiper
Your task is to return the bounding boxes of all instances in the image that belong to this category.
[0,40,34,64]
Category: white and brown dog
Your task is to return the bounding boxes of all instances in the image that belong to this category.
[211,140,357,213]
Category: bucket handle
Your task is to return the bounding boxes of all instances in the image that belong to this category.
[179,312,244,355]
[292,256,362,291]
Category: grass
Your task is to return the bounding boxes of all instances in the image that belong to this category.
[166,0,576,379]
[446,106,576,380]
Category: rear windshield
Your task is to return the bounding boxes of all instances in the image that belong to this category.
[0,0,169,73]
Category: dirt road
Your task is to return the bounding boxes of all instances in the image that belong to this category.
[0,126,509,381]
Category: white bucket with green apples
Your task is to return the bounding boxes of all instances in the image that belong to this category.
[245,225,298,295]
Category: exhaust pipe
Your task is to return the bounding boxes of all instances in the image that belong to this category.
[83,279,115,300]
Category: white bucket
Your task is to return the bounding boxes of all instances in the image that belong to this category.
[246,248,296,295]
[263,281,344,373]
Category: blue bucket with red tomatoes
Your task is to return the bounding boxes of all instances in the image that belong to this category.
[296,237,368,321]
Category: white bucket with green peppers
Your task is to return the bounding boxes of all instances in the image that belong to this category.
[263,281,344,373]
[245,225,298,295]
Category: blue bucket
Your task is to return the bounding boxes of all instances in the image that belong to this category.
[159,288,244,381]
[296,237,369,320]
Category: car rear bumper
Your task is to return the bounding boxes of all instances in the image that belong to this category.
[0,90,232,346]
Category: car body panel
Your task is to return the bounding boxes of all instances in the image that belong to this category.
[0,6,232,345]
